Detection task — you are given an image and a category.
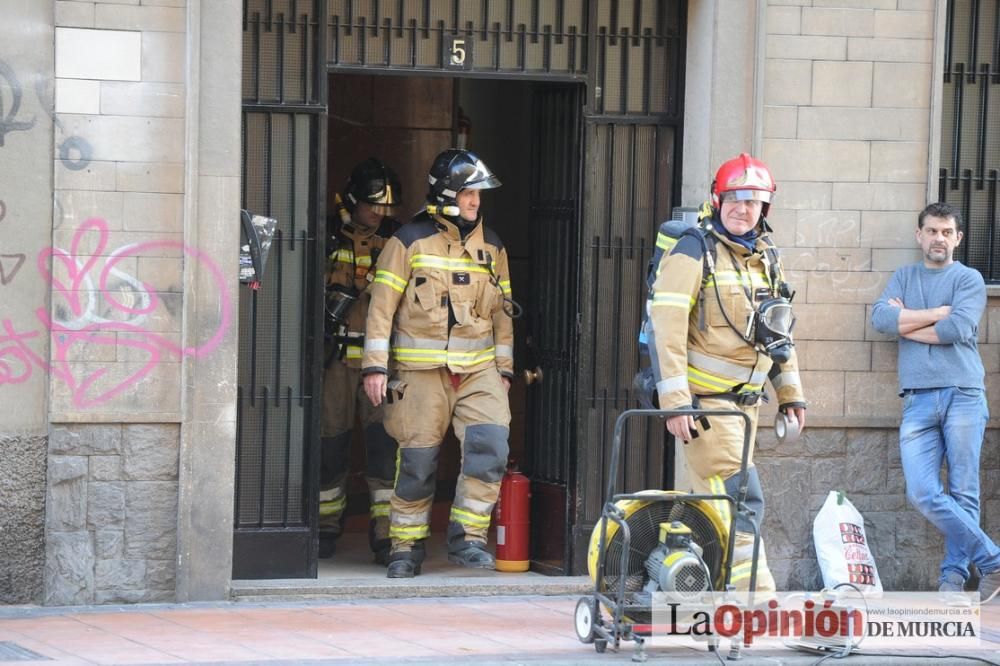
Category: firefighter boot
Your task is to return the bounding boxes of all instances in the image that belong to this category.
[447,539,496,570]
[386,543,426,578]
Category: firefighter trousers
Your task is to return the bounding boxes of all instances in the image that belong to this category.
[320,360,398,549]
[683,395,776,594]
[383,366,511,553]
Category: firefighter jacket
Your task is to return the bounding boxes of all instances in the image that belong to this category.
[362,212,514,378]
[326,213,400,368]
[647,210,805,411]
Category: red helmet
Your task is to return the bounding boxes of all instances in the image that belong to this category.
[711,153,776,216]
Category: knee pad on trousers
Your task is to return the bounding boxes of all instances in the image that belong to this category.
[395,447,439,501]
[462,424,509,483]
[724,466,764,535]
[364,422,398,481]
[320,433,352,484]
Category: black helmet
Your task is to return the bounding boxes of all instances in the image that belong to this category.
[426,149,501,217]
[344,158,401,216]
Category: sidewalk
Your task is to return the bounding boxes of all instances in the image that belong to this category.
[1,595,998,665]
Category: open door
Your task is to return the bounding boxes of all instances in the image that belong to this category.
[523,83,584,575]
[233,0,328,579]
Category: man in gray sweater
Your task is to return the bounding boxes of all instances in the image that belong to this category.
[872,202,999,604]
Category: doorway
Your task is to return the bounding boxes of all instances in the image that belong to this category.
[323,72,582,577]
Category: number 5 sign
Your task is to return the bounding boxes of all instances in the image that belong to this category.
[443,35,473,70]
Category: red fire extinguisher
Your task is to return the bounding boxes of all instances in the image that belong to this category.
[494,462,530,572]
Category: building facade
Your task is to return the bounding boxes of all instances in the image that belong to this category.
[0,0,996,605]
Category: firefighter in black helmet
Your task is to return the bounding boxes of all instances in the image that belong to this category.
[362,148,515,578]
[319,158,402,563]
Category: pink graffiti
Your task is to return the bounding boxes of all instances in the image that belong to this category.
[2,217,233,408]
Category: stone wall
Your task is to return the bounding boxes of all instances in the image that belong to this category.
[0,436,47,603]
[44,424,178,605]
[754,0,999,590]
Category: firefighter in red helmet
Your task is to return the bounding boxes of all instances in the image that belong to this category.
[644,153,807,594]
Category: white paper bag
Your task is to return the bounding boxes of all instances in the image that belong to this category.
[813,490,883,596]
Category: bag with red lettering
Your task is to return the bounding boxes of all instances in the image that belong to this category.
[812,490,883,596]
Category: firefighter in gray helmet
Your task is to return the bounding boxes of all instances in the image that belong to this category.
[320,158,401,563]
[362,149,515,578]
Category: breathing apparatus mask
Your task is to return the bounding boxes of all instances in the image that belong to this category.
[326,283,359,327]
[748,286,796,365]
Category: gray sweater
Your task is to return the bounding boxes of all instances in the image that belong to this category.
[871,261,985,393]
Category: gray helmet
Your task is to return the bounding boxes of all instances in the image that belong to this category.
[426,149,501,216]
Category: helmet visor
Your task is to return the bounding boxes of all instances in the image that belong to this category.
[720,189,773,204]
[367,203,397,216]
[760,301,795,336]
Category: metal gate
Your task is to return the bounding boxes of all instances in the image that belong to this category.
[234,0,328,579]
[939,0,1000,281]
[572,1,686,572]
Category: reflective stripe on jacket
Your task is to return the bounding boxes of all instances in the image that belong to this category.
[646,210,805,410]
[326,216,398,368]
[363,213,514,377]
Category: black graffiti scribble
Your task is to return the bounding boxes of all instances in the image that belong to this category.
[0,254,25,285]
[0,59,36,147]
[0,200,6,224]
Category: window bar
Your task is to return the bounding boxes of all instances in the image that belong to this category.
[962,169,973,265]
[235,384,244,523]
[277,13,285,103]
[273,233,284,408]
[655,0,664,39]
[283,385,293,525]
[290,116,297,245]
[969,0,980,84]
[556,0,564,44]
[589,235,601,394]
[620,28,630,115]
[243,0,249,31]
[383,18,392,64]
[945,0,955,82]
[531,0,539,43]
[409,18,418,68]
[952,62,965,189]
[610,0,619,45]
[598,27,607,113]
[979,62,990,188]
[302,12,312,102]
[438,20,447,67]
[299,228,308,404]
[249,278,260,406]
[422,0,430,38]
[266,0,274,30]
[627,125,637,259]
[987,169,998,278]
[993,0,999,83]
[373,0,381,37]
[332,14,340,65]
[266,112,273,213]
[543,24,552,71]
[345,0,353,36]
[603,126,615,253]
[939,167,948,202]
[652,125,661,225]
[610,234,623,414]
[518,22,526,71]
[452,0,459,33]
[481,0,489,39]
[568,25,577,74]
[642,28,652,114]
[241,111,248,205]
[506,0,513,41]
[493,21,502,70]
[258,385,270,527]
[360,16,368,66]
[633,0,641,46]
[289,0,297,33]
[254,12,262,103]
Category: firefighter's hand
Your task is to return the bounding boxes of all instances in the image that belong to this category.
[363,373,387,407]
[785,406,806,434]
[501,377,511,392]
[666,414,697,442]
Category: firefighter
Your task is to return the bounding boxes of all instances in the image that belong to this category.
[362,148,514,578]
[645,153,807,594]
[320,158,402,563]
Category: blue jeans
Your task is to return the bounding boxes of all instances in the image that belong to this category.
[899,386,999,584]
